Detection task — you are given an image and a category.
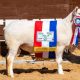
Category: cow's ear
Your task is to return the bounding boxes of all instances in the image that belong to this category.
[72,6,79,16]
[71,6,79,22]
[74,6,78,13]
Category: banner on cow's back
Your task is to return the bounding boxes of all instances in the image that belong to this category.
[34,20,57,59]
[34,20,57,52]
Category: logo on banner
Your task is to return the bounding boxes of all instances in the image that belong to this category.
[37,31,54,42]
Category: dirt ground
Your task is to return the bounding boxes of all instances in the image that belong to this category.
[0,51,80,80]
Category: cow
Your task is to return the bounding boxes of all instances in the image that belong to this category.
[4,6,80,77]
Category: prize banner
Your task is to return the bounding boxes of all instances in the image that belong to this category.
[34,20,57,52]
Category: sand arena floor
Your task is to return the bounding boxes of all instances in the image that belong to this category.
[0,50,80,80]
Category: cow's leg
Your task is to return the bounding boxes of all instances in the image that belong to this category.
[6,43,20,77]
[56,45,65,74]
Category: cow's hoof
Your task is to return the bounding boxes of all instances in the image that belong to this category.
[58,70,64,74]
[58,71,64,74]
[59,72,64,74]
[8,74,14,78]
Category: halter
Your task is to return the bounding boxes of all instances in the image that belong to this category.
[73,16,80,26]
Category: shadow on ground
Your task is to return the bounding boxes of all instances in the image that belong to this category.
[63,51,80,64]
[0,68,71,75]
